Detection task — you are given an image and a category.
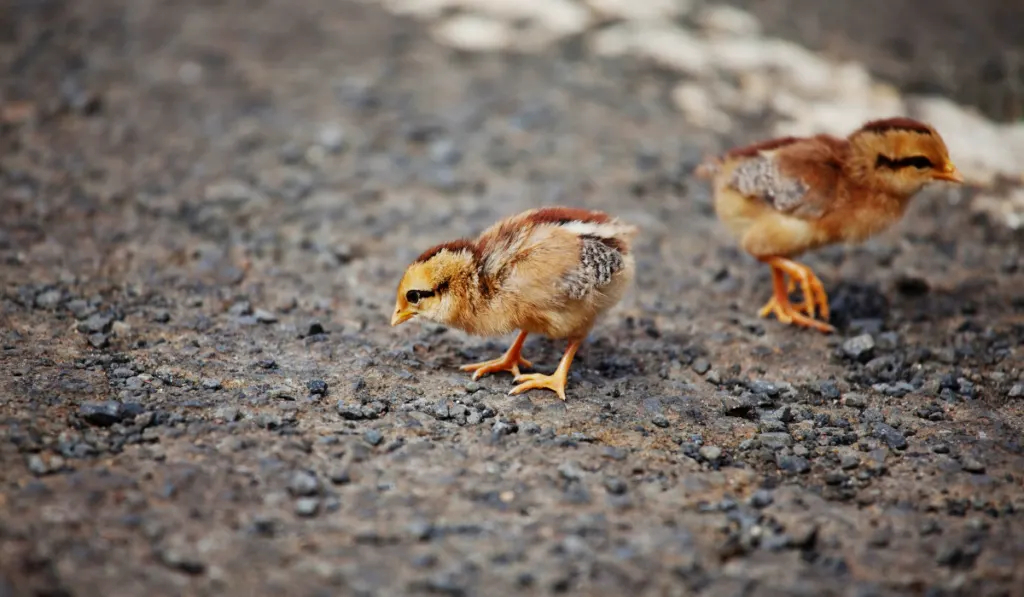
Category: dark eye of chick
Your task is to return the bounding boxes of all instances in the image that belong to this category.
[898,155,934,170]
[405,289,435,304]
[876,154,934,170]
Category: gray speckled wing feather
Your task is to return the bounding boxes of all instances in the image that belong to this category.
[729,155,821,216]
[561,236,626,300]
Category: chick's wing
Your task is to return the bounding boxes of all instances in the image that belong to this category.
[561,235,626,300]
[728,139,845,220]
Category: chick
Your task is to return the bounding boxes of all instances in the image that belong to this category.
[696,117,964,333]
[391,207,638,400]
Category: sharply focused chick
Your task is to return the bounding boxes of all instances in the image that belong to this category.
[391,207,638,400]
[696,117,964,333]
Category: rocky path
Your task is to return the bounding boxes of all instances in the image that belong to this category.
[1,0,1022,595]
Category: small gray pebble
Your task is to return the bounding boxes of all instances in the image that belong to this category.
[521,422,541,434]
[254,309,278,324]
[960,456,985,474]
[604,477,627,495]
[288,471,320,497]
[757,432,793,450]
[491,419,517,435]
[1008,383,1024,398]
[691,359,711,375]
[34,289,62,309]
[214,407,239,422]
[79,401,124,427]
[843,393,868,409]
[777,455,810,474]
[698,445,722,462]
[294,498,321,517]
[111,367,134,378]
[364,429,384,446]
[748,489,774,508]
[201,378,222,390]
[88,333,109,349]
[840,454,860,469]
[27,454,49,476]
[873,422,907,450]
[81,313,114,334]
[842,334,875,362]
[306,379,328,396]
[317,124,346,153]
[818,380,841,400]
[328,469,351,485]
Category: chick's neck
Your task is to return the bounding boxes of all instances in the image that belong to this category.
[443,268,508,335]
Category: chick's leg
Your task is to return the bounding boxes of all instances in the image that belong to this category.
[510,338,581,401]
[460,330,533,380]
[757,259,835,334]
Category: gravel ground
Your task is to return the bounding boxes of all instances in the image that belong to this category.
[2,0,1023,596]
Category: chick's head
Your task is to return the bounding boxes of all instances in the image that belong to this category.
[848,117,964,196]
[391,240,477,327]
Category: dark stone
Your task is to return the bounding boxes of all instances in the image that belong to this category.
[79,401,125,427]
[872,423,908,450]
[777,455,811,474]
[306,379,328,396]
[692,358,711,375]
[842,334,875,362]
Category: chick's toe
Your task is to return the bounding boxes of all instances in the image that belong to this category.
[510,373,569,402]
[460,330,532,380]
[461,355,533,380]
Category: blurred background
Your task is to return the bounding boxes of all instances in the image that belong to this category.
[724,0,1024,123]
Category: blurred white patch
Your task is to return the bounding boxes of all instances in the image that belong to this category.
[432,14,512,52]
[584,0,691,22]
[972,187,1024,230]
[178,61,203,85]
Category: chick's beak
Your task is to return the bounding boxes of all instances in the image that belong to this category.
[932,163,964,184]
[391,307,415,327]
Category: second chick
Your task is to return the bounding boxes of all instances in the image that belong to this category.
[696,117,964,333]
[391,207,638,401]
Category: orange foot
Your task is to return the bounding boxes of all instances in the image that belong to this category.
[774,277,825,318]
[460,330,532,380]
[509,338,581,401]
[758,258,835,334]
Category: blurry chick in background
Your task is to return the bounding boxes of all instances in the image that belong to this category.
[391,207,638,401]
[696,117,964,334]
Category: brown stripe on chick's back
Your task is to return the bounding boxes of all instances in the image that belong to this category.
[522,207,613,227]
[856,117,933,136]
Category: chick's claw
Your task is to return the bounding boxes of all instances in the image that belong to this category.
[460,354,532,380]
[758,296,794,323]
[510,372,568,401]
[806,274,830,321]
[459,330,532,380]
[759,295,835,334]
